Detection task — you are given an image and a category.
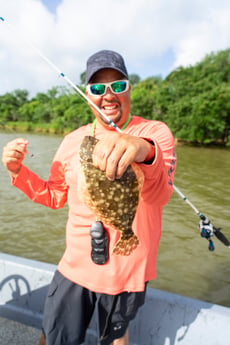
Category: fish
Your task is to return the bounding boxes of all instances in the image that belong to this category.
[79,135,144,256]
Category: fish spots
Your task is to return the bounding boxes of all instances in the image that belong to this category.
[79,136,144,256]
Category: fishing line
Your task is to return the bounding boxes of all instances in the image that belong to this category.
[30,148,58,158]
[2,16,229,250]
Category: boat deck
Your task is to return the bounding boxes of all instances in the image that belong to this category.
[0,317,41,345]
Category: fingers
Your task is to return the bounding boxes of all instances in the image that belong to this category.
[2,138,29,175]
[92,141,114,173]
[4,138,29,158]
[92,133,139,180]
[5,138,29,150]
[106,145,133,180]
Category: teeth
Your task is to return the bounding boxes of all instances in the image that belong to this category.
[103,105,117,110]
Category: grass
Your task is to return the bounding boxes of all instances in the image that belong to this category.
[0,121,72,135]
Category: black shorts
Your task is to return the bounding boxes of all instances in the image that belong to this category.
[42,270,147,345]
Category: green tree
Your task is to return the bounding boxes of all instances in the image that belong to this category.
[80,71,86,85]
[0,89,29,122]
[131,77,163,120]
[18,100,40,122]
[129,74,141,86]
[2,48,230,145]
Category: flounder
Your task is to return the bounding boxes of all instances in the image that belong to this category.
[79,135,144,256]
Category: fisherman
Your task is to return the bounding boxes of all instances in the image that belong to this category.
[2,50,176,345]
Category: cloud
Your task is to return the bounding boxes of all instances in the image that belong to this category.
[172,5,230,69]
[1,0,230,97]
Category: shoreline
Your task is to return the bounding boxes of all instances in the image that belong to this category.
[1,123,229,148]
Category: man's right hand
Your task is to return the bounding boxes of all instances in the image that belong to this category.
[2,138,29,177]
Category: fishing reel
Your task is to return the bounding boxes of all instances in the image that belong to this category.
[199,216,215,251]
[199,215,230,251]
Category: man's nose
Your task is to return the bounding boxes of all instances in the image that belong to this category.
[104,86,115,98]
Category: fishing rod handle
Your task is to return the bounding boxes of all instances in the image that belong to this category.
[213,227,230,247]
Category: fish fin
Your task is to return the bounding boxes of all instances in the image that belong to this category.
[113,235,139,256]
[131,162,144,194]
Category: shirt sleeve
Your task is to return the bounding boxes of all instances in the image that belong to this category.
[137,121,177,206]
[12,152,68,210]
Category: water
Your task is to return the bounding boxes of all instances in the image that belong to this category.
[1,132,230,307]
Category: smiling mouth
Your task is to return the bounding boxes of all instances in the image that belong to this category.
[102,105,118,111]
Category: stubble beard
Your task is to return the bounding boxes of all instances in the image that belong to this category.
[99,109,122,127]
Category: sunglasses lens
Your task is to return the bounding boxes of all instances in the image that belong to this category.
[90,84,106,95]
[111,81,127,93]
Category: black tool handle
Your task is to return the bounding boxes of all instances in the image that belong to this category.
[214,227,230,247]
[90,221,109,265]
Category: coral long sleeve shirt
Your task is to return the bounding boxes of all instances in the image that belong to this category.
[12,116,176,294]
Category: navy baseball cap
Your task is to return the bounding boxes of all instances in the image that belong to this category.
[86,50,129,84]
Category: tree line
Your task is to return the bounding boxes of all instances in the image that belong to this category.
[1,48,230,146]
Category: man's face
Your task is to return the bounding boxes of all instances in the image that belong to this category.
[86,68,131,129]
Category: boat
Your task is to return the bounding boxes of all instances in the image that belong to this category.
[0,252,229,345]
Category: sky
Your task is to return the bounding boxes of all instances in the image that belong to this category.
[1,0,230,97]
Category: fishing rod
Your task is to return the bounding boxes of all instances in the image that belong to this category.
[2,16,229,251]
[0,16,122,134]
[173,185,230,251]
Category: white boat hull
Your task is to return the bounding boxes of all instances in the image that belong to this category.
[0,253,229,345]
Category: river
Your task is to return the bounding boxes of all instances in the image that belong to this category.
[0,131,230,307]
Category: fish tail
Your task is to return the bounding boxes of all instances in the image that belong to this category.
[113,234,139,256]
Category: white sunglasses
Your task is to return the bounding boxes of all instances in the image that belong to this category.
[86,80,129,96]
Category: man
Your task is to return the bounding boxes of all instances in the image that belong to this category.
[2,50,176,345]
